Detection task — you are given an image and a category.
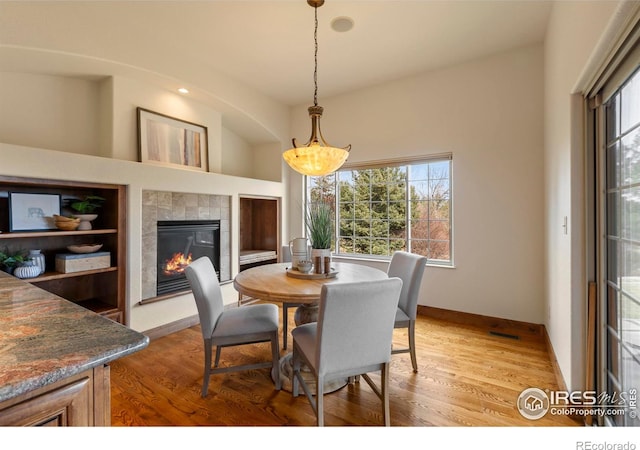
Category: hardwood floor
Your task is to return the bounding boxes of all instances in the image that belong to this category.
[110,304,579,427]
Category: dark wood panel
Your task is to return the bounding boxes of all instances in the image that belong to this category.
[34,271,118,306]
[239,197,278,252]
[250,198,278,250]
[239,197,254,251]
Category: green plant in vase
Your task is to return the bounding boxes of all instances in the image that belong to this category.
[70,195,105,214]
[70,195,105,230]
[306,201,333,273]
[0,249,30,275]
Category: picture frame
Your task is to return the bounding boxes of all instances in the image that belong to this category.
[137,107,209,172]
[9,192,61,232]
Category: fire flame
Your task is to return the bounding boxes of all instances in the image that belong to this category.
[163,252,193,275]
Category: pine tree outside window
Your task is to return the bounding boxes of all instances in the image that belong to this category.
[306,155,453,265]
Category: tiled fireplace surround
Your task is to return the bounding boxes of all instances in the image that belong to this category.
[141,190,231,300]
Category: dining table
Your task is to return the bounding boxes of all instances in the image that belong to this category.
[233,261,388,392]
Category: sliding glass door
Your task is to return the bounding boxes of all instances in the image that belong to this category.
[601,66,640,426]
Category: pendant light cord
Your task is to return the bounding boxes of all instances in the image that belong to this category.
[313,5,318,107]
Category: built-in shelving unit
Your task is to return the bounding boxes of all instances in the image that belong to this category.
[239,195,280,271]
[0,176,127,324]
[238,195,280,306]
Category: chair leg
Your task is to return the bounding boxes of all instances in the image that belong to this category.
[202,338,212,398]
[214,344,222,367]
[316,375,324,427]
[408,320,418,373]
[292,346,300,397]
[283,303,289,350]
[382,363,390,426]
[271,331,281,390]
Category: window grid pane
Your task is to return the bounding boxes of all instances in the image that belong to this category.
[307,158,452,264]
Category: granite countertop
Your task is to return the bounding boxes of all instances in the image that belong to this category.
[0,272,149,403]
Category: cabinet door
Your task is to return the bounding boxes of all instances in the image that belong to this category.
[0,376,91,426]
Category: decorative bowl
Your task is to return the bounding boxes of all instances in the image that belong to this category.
[54,215,81,231]
[53,214,77,222]
[67,243,103,254]
[296,260,313,274]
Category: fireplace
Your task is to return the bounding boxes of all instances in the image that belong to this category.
[156,220,220,296]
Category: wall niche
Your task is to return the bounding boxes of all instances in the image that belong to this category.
[239,195,280,271]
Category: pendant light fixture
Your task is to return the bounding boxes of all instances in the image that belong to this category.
[283,0,351,176]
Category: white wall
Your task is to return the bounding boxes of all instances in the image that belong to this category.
[221,127,253,178]
[0,72,103,156]
[97,76,114,158]
[290,44,546,324]
[219,132,286,183]
[544,1,620,391]
[253,142,288,184]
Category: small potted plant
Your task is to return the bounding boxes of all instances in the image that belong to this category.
[0,249,30,276]
[306,201,333,274]
[69,195,105,230]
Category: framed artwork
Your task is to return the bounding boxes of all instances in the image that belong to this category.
[137,107,209,172]
[9,192,61,231]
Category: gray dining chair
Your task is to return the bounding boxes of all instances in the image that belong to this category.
[292,277,403,426]
[185,256,281,397]
[387,251,427,373]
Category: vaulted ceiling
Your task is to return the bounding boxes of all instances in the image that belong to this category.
[0,1,552,106]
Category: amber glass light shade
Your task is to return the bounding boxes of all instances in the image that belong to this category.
[283,144,349,177]
[283,105,350,176]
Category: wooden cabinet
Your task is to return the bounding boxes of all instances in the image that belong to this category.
[0,176,127,324]
[0,365,110,426]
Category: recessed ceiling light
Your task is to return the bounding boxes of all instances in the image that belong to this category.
[178,88,189,94]
[331,16,354,33]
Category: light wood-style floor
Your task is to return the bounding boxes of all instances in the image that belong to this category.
[110,304,580,427]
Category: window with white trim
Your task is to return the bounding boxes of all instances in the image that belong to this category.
[306,156,453,265]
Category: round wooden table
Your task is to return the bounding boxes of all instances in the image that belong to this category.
[234,261,388,322]
[233,261,388,392]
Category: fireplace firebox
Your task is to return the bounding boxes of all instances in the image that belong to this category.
[156,220,220,296]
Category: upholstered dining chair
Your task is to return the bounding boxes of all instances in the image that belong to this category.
[292,277,403,426]
[387,251,427,373]
[185,256,281,397]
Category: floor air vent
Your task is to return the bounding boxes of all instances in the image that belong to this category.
[488,331,520,340]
